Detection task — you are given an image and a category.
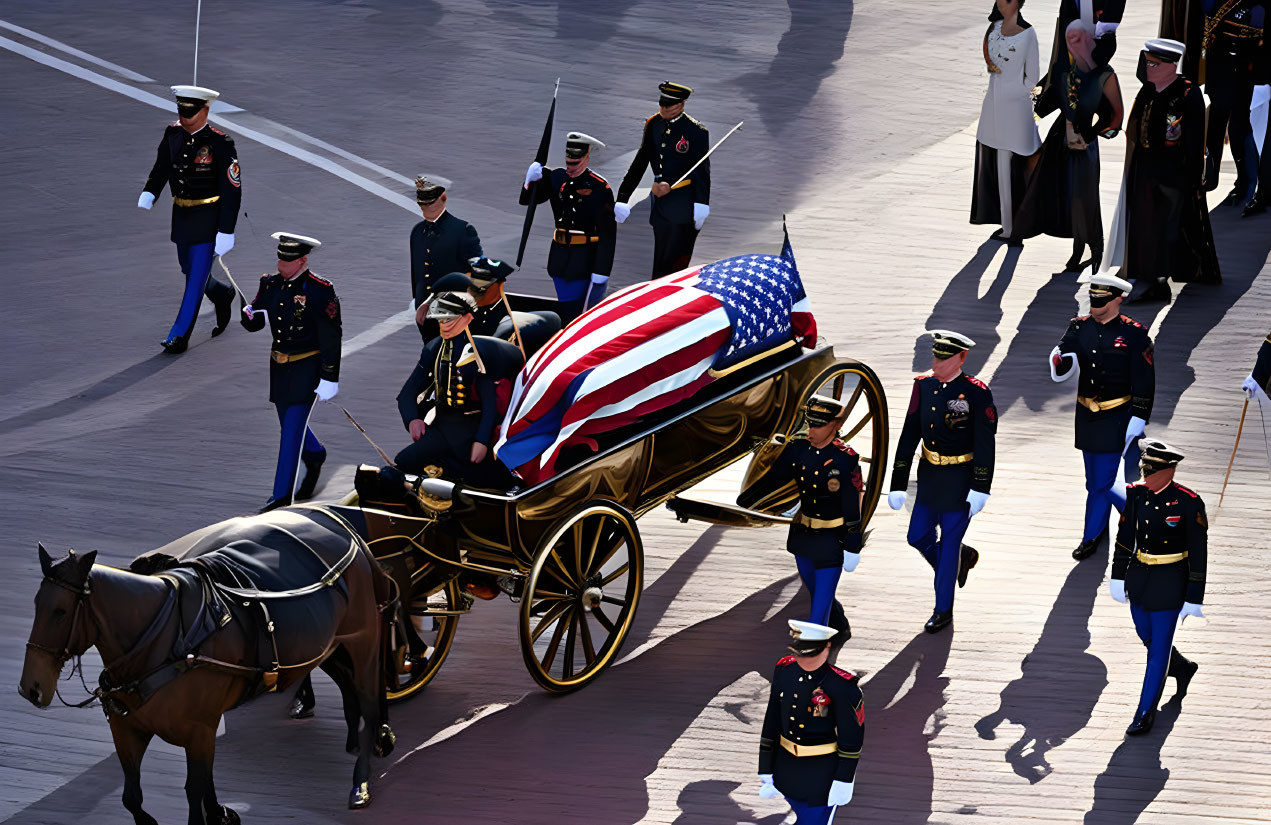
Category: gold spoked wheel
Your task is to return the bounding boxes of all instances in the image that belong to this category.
[518,502,644,693]
[806,362,889,527]
[385,576,462,703]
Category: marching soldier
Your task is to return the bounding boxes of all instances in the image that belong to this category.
[1201,0,1265,203]
[1108,439,1204,735]
[758,619,864,825]
[615,82,711,279]
[138,85,239,354]
[521,132,617,322]
[889,331,997,634]
[410,177,483,341]
[394,292,512,484]
[738,396,862,644]
[240,233,341,512]
[1049,274,1154,560]
[1242,329,1271,395]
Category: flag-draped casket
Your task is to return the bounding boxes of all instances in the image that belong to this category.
[494,245,818,484]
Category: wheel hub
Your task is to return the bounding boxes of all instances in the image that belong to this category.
[581,585,603,611]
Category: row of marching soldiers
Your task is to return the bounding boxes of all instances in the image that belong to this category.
[135,80,711,512]
[747,290,1269,822]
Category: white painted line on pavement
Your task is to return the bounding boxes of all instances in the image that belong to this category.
[0,20,154,82]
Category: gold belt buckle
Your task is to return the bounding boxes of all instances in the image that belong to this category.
[1135,549,1188,565]
[173,195,221,207]
[779,736,836,757]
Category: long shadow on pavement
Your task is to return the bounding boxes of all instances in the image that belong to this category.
[1083,695,1183,824]
[975,539,1110,783]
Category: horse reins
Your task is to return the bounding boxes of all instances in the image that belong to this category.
[26,572,102,708]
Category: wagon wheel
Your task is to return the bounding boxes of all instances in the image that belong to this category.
[518,502,644,693]
[385,576,463,703]
[804,362,890,527]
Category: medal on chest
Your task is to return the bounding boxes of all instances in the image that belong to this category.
[945,394,970,429]
[811,687,830,717]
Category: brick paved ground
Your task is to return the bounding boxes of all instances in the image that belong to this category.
[1,1,1268,823]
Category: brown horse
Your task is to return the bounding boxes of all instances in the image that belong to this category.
[18,507,394,825]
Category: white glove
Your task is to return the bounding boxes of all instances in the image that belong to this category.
[1109,579,1127,603]
[590,273,609,286]
[842,551,860,573]
[758,774,779,799]
[1179,602,1205,623]
[693,202,710,230]
[1125,416,1146,441]
[316,379,339,401]
[214,232,235,257]
[524,161,543,187]
[243,305,255,320]
[827,780,854,806]
[1048,346,1077,383]
[137,191,156,210]
[614,202,631,223]
[1242,374,1260,398]
[1095,20,1119,37]
[888,491,907,510]
[966,490,990,516]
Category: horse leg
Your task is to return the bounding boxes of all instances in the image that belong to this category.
[202,771,240,825]
[183,723,219,825]
[319,651,362,754]
[110,720,158,825]
[346,643,386,809]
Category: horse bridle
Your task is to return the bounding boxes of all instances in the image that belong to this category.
[26,572,94,668]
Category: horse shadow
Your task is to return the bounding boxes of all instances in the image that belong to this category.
[851,630,953,825]
[1082,695,1183,824]
[974,539,1109,782]
[911,241,1021,376]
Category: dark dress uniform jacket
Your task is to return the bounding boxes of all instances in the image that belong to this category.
[241,271,341,407]
[1253,330,1271,393]
[396,335,501,448]
[890,373,997,512]
[143,124,241,245]
[616,113,711,225]
[520,167,617,282]
[1056,314,1154,453]
[408,212,483,306]
[738,438,864,568]
[759,657,864,806]
[1113,480,1207,611]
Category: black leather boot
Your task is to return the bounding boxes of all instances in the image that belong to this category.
[1169,648,1198,697]
[295,449,327,501]
[1125,708,1156,735]
[924,610,953,634]
[958,544,978,588]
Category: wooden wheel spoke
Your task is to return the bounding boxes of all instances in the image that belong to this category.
[599,562,630,587]
[563,612,578,676]
[593,534,628,574]
[571,521,585,580]
[584,519,604,578]
[843,410,873,442]
[547,548,577,587]
[531,600,574,644]
[838,377,864,415]
[592,605,616,633]
[578,611,597,664]
[601,595,627,608]
[832,373,845,397]
[540,607,571,671]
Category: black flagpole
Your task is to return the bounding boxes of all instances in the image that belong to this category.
[516,78,560,267]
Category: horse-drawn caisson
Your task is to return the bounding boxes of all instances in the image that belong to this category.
[19,240,888,823]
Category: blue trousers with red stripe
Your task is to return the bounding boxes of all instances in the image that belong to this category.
[906,502,971,613]
[1130,603,1179,716]
[273,399,323,501]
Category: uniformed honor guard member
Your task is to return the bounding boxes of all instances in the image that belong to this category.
[738,396,863,643]
[466,256,518,336]
[1108,439,1204,735]
[394,292,503,482]
[521,132,616,322]
[889,331,997,634]
[1242,329,1271,396]
[138,85,240,354]
[614,82,712,279]
[410,177,483,341]
[1050,274,1154,560]
[758,620,863,825]
[241,233,341,512]
[1201,0,1266,204]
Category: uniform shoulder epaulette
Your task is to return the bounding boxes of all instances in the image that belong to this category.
[1118,314,1144,328]
[964,375,989,390]
[831,438,858,456]
[589,170,611,186]
[1174,484,1199,498]
[259,273,272,282]
[776,655,797,667]
[1070,315,1090,323]
[306,272,333,287]
[645,113,659,127]
[168,121,181,129]
[830,665,856,680]
[914,372,933,382]
[683,113,704,127]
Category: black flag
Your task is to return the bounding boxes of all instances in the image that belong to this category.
[516,78,560,267]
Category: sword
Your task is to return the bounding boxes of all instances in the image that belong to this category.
[215,255,248,306]
[669,120,743,189]
[336,405,397,468]
[1218,398,1249,508]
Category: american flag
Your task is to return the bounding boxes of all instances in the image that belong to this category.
[494,245,817,481]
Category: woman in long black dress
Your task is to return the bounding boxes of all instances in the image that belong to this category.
[1013,20,1124,272]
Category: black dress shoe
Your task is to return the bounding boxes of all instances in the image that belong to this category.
[1173,658,1199,698]
[160,336,188,354]
[958,544,978,588]
[1072,538,1099,560]
[295,450,327,501]
[1243,195,1267,217]
[1128,278,1171,304]
[1222,185,1247,207]
[1062,254,1085,273]
[260,495,292,513]
[289,695,315,719]
[210,291,233,338]
[1125,708,1156,736]
[924,610,953,634]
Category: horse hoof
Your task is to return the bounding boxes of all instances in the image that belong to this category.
[374,724,396,758]
[348,782,371,809]
[217,806,242,825]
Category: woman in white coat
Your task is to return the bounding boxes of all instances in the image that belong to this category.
[970,0,1041,242]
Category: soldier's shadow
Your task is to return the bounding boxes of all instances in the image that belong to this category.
[852,630,953,825]
[670,780,788,825]
[974,540,1109,782]
[1082,695,1183,824]
[912,240,1021,376]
